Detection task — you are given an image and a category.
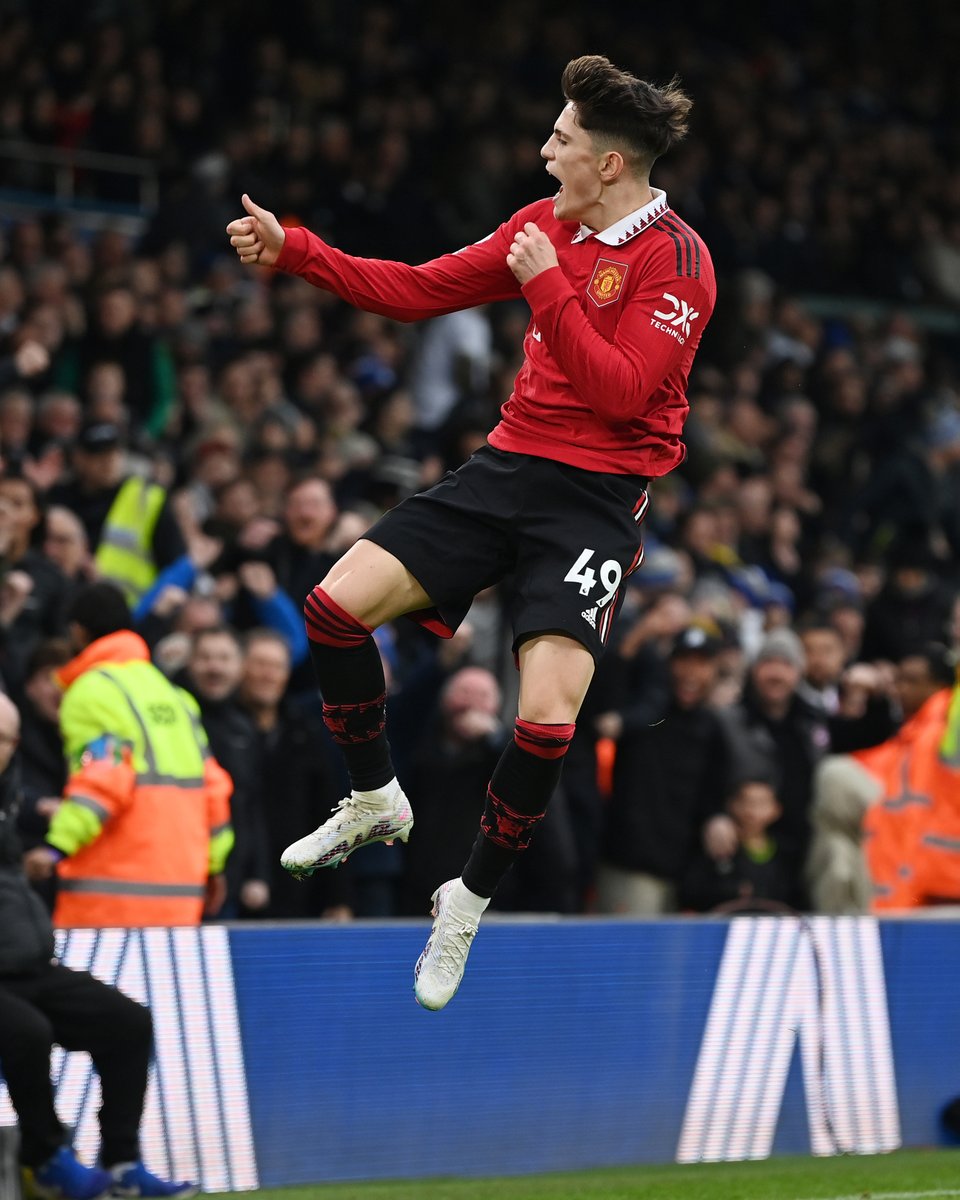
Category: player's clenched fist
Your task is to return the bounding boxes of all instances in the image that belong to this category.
[506,221,560,284]
[226,194,286,267]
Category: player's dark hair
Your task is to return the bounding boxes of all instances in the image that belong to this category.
[562,55,692,170]
[65,582,132,640]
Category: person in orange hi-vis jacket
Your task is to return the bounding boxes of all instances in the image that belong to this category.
[23,582,234,927]
[855,643,960,909]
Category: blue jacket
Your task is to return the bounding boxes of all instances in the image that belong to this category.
[133,556,308,665]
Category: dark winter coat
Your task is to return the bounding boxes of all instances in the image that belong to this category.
[717,687,830,880]
[0,763,55,976]
[602,698,730,881]
[248,700,355,918]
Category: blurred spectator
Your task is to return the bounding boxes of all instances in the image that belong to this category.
[0,2,958,917]
[267,475,340,690]
[54,284,176,437]
[237,628,353,919]
[409,310,493,435]
[0,693,196,1200]
[268,475,339,611]
[806,756,882,915]
[680,778,794,912]
[0,338,50,396]
[47,422,185,604]
[14,638,72,900]
[34,391,83,458]
[851,409,960,563]
[798,622,848,716]
[809,644,959,912]
[133,532,308,664]
[184,625,271,917]
[41,505,94,594]
[0,473,67,689]
[856,644,960,908]
[400,666,506,915]
[798,620,900,750]
[147,590,222,672]
[564,587,692,901]
[22,583,234,927]
[595,625,730,914]
[821,593,867,665]
[401,665,579,915]
[861,541,955,662]
[713,628,829,901]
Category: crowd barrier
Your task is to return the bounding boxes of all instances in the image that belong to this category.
[1,916,958,1191]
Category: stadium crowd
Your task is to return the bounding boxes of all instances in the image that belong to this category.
[0,0,959,921]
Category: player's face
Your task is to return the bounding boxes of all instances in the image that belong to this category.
[541,102,603,225]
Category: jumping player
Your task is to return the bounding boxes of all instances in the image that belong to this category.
[227,55,715,1009]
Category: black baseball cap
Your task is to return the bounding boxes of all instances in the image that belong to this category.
[77,422,123,453]
[671,625,723,658]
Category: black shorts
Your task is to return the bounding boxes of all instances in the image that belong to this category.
[363,445,649,662]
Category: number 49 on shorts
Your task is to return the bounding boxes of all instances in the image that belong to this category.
[564,548,622,608]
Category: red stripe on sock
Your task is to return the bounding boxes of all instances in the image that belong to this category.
[304,586,373,646]
[513,718,576,759]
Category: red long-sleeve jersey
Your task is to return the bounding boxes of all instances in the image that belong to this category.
[275,189,715,476]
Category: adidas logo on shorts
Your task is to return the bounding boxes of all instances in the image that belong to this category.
[581,607,598,629]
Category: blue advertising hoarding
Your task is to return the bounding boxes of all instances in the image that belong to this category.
[1,917,958,1190]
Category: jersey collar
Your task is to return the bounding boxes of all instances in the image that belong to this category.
[572,188,669,246]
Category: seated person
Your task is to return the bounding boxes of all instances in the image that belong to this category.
[0,692,196,1199]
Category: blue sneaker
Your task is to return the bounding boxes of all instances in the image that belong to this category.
[109,1162,198,1198]
[31,1147,113,1199]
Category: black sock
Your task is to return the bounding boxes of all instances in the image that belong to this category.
[304,586,396,791]
[461,720,575,898]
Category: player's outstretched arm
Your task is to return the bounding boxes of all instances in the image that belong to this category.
[226,197,526,322]
[226,194,285,267]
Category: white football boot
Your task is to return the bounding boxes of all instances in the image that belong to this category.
[414,879,487,1010]
[281,781,413,878]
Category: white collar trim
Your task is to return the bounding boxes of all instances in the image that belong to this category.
[572,188,669,246]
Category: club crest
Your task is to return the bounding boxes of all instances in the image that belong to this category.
[588,259,628,307]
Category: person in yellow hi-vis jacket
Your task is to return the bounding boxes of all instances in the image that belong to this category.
[47,421,185,606]
[23,582,234,927]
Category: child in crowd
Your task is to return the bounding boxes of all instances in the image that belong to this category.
[680,778,793,912]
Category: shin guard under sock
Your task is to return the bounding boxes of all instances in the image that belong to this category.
[461,718,575,898]
[304,585,396,790]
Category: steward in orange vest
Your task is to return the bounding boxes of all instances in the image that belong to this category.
[23,583,234,927]
[856,645,960,909]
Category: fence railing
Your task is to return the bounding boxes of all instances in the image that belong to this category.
[798,291,960,334]
[0,139,159,212]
